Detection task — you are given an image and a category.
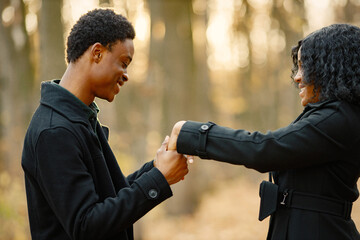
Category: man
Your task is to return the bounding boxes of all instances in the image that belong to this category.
[22,9,188,240]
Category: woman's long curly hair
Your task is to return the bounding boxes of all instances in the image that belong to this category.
[291,24,360,105]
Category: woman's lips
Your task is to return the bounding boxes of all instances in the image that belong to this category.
[298,83,305,97]
[299,87,304,95]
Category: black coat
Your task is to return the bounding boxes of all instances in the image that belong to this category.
[22,80,172,240]
[177,100,360,239]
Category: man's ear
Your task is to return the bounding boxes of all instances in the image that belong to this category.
[90,43,105,63]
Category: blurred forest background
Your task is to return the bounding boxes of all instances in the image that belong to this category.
[1,0,360,239]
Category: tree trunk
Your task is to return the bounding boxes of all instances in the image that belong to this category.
[39,0,66,83]
[99,0,111,6]
[148,0,211,214]
[0,0,35,173]
[270,0,306,126]
[334,0,360,22]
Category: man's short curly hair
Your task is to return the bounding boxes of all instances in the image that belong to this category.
[291,24,360,105]
[66,9,135,63]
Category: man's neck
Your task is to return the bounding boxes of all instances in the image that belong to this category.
[60,62,94,106]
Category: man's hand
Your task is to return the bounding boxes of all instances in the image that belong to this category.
[154,136,189,185]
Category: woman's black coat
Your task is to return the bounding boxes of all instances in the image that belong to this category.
[177,100,360,240]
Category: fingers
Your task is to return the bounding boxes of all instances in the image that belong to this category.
[155,136,192,185]
[185,155,194,164]
[172,166,189,184]
[154,136,169,168]
[163,135,169,145]
[161,135,169,151]
[167,153,189,185]
[179,155,190,182]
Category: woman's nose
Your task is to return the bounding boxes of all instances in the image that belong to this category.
[294,70,302,83]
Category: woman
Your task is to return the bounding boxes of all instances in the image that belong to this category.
[168,24,360,239]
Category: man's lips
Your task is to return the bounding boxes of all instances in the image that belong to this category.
[117,76,128,87]
[117,79,124,86]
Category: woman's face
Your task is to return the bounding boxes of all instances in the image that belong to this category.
[294,48,320,106]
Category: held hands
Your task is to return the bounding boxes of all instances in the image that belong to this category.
[154,136,189,185]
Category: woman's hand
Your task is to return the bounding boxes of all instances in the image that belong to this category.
[168,121,186,151]
[168,121,194,164]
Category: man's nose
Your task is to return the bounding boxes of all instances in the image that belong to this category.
[122,73,129,82]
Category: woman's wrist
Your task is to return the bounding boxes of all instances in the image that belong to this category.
[168,121,186,150]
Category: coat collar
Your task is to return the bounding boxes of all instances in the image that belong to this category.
[304,99,337,111]
[293,99,338,123]
[40,80,98,125]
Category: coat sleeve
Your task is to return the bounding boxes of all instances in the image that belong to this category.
[100,123,156,186]
[35,127,172,240]
[126,161,155,185]
[177,108,349,173]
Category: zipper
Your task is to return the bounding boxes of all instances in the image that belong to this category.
[280,189,289,205]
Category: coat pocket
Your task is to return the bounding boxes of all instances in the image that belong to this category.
[258,180,279,221]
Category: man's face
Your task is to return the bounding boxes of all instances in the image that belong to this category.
[91,39,134,102]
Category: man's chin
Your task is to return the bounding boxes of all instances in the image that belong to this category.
[100,95,116,103]
[107,96,116,102]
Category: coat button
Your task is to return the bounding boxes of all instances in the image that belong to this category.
[148,189,158,199]
[200,125,209,130]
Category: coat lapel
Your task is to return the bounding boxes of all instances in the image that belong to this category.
[96,122,129,192]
